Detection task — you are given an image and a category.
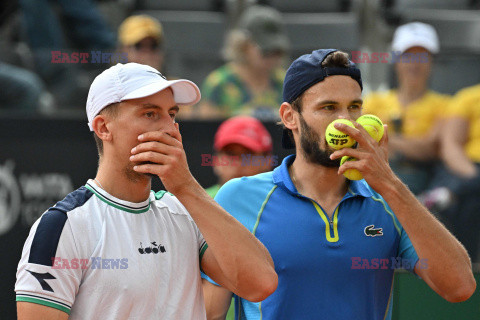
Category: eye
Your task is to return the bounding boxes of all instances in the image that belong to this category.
[145,111,155,118]
[349,104,362,110]
[322,105,335,111]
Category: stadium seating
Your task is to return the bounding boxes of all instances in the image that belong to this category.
[135,0,218,11]
[266,0,351,13]
[284,12,360,57]
[134,8,360,85]
[134,10,226,84]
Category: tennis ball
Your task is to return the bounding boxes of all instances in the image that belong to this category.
[325,119,356,150]
[356,114,384,142]
[340,156,363,180]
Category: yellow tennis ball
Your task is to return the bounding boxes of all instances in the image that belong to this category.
[325,119,356,150]
[356,114,384,142]
[340,156,363,180]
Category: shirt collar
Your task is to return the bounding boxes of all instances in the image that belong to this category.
[272,154,373,198]
[272,154,297,194]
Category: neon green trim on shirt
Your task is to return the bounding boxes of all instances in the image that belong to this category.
[252,186,277,236]
[311,201,339,242]
[371,195,401,236]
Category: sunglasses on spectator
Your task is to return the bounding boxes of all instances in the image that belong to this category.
[262,49,285,58]
[134,41,160,51]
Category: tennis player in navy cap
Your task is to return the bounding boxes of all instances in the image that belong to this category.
[202,49,475,320]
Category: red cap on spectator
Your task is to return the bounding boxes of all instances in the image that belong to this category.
[214,116,273,153]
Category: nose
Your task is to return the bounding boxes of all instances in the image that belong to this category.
[337,110,353,121]
[162,118,177,136]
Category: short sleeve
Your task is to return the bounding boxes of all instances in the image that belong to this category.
[433,93,451,119]
[15,210,82,315]
[445,86,480,119]
[397,227,420,273]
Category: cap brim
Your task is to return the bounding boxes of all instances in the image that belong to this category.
[215,135,271,153]
[392,40,439,54]
[122,79,201,105]
[256,33,290,54]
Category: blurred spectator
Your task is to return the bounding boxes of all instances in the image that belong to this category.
[196,5,289,120]
[363,22,450,195]
[0,61,53,112]
[117,15,199,119]
[19,0,115,106]
[419,83,480,262]
[205,116,274,197]
[118,15,165,73]
[204,116,274,319]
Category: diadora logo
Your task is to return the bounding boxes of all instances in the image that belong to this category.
[27,270,56,292]
[138,241,166,254]
[364,225,383,237]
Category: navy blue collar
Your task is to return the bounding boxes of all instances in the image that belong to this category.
[272,154,373,198]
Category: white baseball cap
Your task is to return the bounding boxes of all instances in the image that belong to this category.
[86,63,201,131]
[391,22,439,54]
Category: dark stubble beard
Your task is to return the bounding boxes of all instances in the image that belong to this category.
[299,114,341,168]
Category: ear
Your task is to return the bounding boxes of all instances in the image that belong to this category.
[279,102,298,131]
[91,115,112,142]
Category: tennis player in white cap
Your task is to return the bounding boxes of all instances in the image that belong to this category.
[15,63,277,320]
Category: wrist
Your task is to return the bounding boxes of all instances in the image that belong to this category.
[377,174,407,203]
[168,176,200,197]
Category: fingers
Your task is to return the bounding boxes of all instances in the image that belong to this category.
[130,148,168,165]
[330,147,365,161]
[337,157,367,176]
[131,140,176,157]
[331,121,390,179]
[131,140,184,163]
[133,130,184,159]
[138,130,182,147]
[173,122,182,143]
[379,124,389,145]
[133,161,172,177]
[132,146,186,178]
[333,121,375,149]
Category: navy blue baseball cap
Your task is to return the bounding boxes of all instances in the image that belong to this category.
[281,49,363,149]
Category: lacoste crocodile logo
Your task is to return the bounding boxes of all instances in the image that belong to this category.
[364,225,383,237]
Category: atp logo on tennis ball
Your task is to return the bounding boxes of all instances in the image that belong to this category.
[340,156,363,180]
[357,114,384,142]
[325,119,356,150]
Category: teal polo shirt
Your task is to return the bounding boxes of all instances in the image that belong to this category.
[203,154,419,320]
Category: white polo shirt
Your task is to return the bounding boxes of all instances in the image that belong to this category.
[15,180,208,319]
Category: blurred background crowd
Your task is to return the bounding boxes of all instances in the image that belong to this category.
[1,0,480,263]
